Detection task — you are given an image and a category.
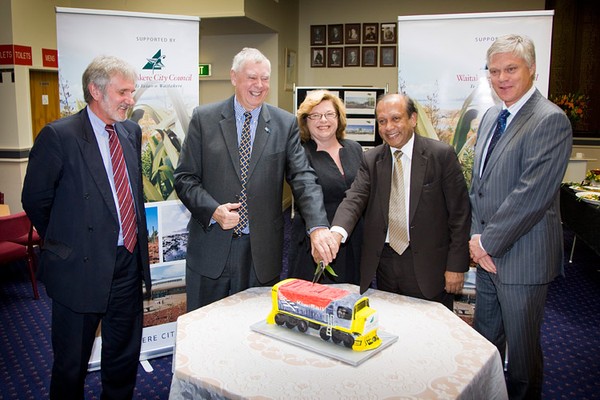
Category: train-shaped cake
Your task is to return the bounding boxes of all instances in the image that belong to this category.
[266,278,381,351]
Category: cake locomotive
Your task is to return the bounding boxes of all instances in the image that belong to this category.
[266,278,381,351]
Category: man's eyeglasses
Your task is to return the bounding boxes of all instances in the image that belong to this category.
[306,112,338,121]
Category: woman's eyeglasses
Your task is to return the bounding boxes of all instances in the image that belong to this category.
[306,112,338,121]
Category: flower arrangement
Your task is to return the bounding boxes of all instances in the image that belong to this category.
[550,93,589,125]
[585,169,600,185]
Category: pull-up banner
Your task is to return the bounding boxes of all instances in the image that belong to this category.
[56,7,199,370]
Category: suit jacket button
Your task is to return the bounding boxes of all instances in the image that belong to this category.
[83,257,89,262]
[478,192,483,197]
[88,226,94,232]
[481,220,485,225]
[84,193,90,199]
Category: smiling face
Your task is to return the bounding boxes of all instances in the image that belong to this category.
[376,95,416,149]
[89,73,136,124]
[307,100,339,144]
[230,60,270,111]
[488,52,535,107]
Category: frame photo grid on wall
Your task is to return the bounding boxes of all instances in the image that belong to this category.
[310,23,397,68]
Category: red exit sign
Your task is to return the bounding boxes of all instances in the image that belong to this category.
[0,44,33,66]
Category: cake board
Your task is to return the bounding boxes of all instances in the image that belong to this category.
[250,320,398,366]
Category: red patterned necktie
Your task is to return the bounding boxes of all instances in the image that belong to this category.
[234,112,252,236]
[106,124,137,253]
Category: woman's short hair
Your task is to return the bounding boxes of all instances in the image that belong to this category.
[297,90,347,142]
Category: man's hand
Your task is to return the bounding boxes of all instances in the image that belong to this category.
[469,234,497,274]
[211,203,241,230]
[444,271,464,294]
[310,228,339,265]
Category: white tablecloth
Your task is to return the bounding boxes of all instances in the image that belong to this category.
[169,285,507,399]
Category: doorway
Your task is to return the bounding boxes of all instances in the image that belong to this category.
[29,70,60,141]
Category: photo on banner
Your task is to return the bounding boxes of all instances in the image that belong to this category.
[56,7,199,368]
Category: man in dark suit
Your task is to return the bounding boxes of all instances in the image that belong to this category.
[469,34,572,399]
[331,93,471,309]
[22,55,151,399]
[175,48,335,311]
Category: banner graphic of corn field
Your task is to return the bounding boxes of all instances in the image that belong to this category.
[397,11,553,185]
[56,8,199,364]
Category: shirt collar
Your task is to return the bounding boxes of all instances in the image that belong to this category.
[233,96,262,122]
[504,85,536,117]
[389,132,415,161]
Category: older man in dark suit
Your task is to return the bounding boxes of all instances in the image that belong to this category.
[175,48,335,311]
[22,55,151,399]
[469,34,572,399]
[331,93,471,309]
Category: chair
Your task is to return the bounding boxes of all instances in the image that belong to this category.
[0,212,40,299]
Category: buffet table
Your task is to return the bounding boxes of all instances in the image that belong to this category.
[560,185,600,258]
[169,285,507,399]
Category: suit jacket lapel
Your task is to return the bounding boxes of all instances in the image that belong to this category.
[77,109,119,222]
[409,134,427,222]
[249,105,270,179]
[219,98,241,180]
[483,90,539,177]
[114,122,141,209]
[376,145,392,225]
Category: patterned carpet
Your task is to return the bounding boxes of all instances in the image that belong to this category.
[1,226,599,399]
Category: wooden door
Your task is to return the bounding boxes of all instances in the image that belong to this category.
[29,70,60,141]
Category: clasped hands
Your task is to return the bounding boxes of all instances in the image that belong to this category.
[469,234,497,274]
[310,228,342,266]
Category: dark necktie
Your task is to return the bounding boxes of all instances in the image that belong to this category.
[106,124,137,253]
[483,109,510,172]
[234,112,252,235]
[388,150,409,255]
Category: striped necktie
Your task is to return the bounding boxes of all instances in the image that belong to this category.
[106,124,137,253]
[388,150,409,255]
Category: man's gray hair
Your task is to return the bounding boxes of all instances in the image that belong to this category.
[82,55,137,104]
[487,34,536,69]
[231,47,271,73]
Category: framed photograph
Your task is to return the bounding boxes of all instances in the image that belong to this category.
[363,23,379,44]
[310,47,325,68]
[310,25,326,46]
[284,48,297,91]
[344,90,377,115]
[328,24,343,45]
[362,46,378,67]
[344,46,360,67]
[345,23,361,44]
[328,47,343,68]
[380,46,396,67]
[380,23,397,44]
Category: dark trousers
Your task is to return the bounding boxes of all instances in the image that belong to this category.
[50,246,143,400]
[376,244,453,310]
[186,234,277,310]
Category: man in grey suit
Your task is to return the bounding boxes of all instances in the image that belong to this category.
[330,93,471,310]
[469,34,572,399]
[175,48,336,311]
